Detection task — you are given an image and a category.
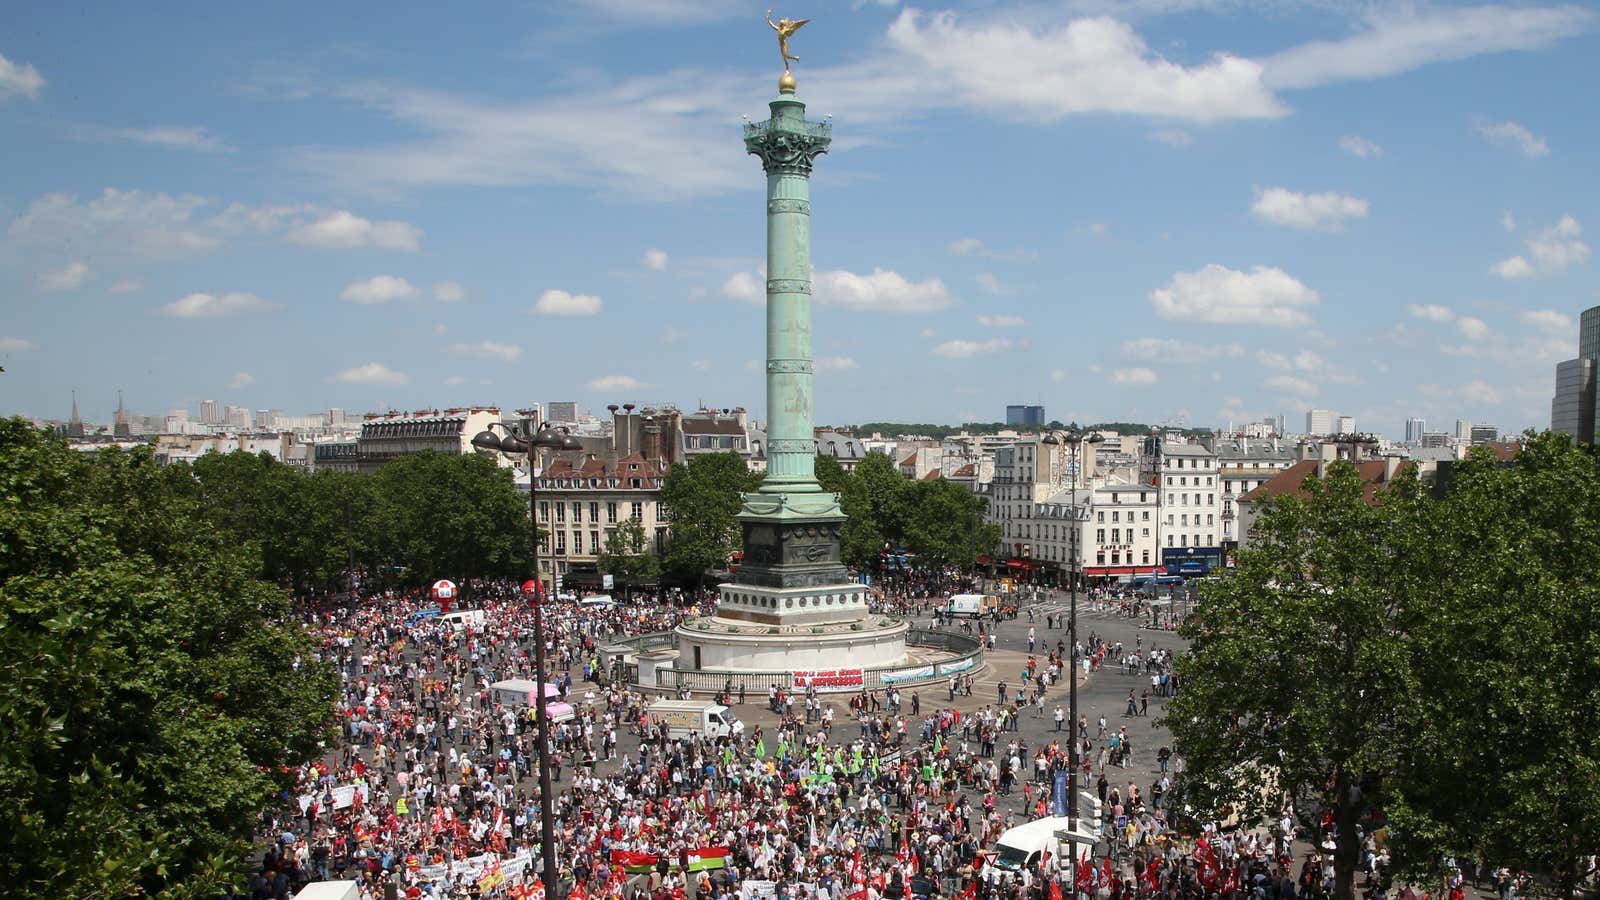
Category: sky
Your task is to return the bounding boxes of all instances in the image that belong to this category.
[1,0,1596,438]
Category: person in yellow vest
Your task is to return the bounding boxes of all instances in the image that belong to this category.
[395,796,409,818]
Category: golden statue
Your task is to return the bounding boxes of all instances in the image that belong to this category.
[767,10,810,74]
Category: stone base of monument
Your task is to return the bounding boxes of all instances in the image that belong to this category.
[677,605,909,671]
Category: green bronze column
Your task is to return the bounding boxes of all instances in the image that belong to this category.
[745,75,831,495]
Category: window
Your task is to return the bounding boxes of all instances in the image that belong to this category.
[607,502,618,523]
[589,502,600,522]
[555,504,565,523]
[1097,552,1106,565]
[1142,550,1150,564]
[1207,533,1214,546]
[1096,528,1105,543]
[1180,476,1187,486]
[1140,492,1147,502]
[559,532,570,554]
[1097,511,1105,523]
[1181,534,1189,547]
[1208,494,1215,506]
[605,528,616,550]
[1207,514,1215,526]
[631,501,643,520]
[590,530,600,553]
[1207,477,1213,486]
[1112,552,1121,565]
[1167,535,1174,547]
[572,502,582,523]
[1142,528,1150,537]
[1165,477,1173,486]
[1142,511,1150,521]
[1166,514,1174,526]
[539,501,550,522]
[1180,515,1188,527]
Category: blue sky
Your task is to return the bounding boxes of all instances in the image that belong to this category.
[1,1,1596,438]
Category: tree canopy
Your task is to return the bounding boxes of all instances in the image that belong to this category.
[660,452,761,584]
[1167,437,1600,900]
[0,418,337,899]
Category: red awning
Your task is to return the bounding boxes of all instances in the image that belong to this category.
[976,556,993,565]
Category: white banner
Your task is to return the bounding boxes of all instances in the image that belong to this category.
[880,665,934,684]
[792,668,863,692]
[937,658,976,675]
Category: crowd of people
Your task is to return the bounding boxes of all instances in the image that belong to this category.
[242,580,1406,900]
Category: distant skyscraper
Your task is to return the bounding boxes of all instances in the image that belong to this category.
[1405,417,1426,443]
[325,408,346,426]
[1337,415,1356,435]
[1305,409,1335,435]
[1551,305,1600,444]
[1470,424,1499,444]
[1006,404,1044,427]
[199,399,220,424]
[225,405,250,428]
[1455,418,1472,440]
[547,401,579,423]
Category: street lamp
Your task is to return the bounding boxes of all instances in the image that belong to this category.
[1041,427,1103,832]
[471,421,581,899]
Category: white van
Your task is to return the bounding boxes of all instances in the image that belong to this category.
[982,816,1096,881]
[438,609,486,631]
[294,883,360,900]
[579,595,618,608]
[945,593,998,618]
[648,699,745,740]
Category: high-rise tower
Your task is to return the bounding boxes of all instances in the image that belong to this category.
[1552,305,1600,443]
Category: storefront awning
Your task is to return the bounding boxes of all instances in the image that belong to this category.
[1083,565,1160,576]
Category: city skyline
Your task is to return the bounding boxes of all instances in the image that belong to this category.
[2,2,1597,435]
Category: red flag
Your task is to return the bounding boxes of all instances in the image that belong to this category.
[1141,860,1161,896]
[1050,879,1065,900]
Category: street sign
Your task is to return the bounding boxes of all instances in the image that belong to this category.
[602,574,614,589]
[1052,771,1069,817]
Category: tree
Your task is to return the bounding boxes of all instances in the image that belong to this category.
[596,516,661,594]
[902,478,997,569]
[1386,435,1600,898]
[815,455,882,569]
[660,452,760,585]
[367,451,531,586]
[0,418,337,898]
[1163,463,1429,900]
[854,451,912,547]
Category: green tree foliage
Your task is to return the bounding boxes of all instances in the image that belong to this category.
[1164,463,1430,900]
[816,455,883,569]
[0,418,337,899]
[1387,435,1600,899]
[902,478,998,569]
[366,451,531,584]
[661,452,760,584]
[854,451,913,546]
[596,515,661,590]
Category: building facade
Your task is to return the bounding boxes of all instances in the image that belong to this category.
[1551,306,1600,444]
[1305,409,1335,436]
[532,452,668,592]
[1405,417,1426,443]
[1157,442,1223,575]
[1005,405,1045,427]
[355,407,504,473]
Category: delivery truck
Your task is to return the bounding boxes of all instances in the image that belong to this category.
[293,882,360,900]
[647,699,745,740]
[489,679,575,722]
[944,593,1000,618]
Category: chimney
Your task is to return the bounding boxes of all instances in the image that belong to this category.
[1239,436,1249,454]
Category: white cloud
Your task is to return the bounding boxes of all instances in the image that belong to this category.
[1294,350,1325,371]
[642,247,669,271]
[1050,369,1067,383]
[1492,215,1589,279]
[1338,135,1382,158]
[86,125,234,153]
[1150,264,1319,327]
[884,10,1287,123]
[1251,187,1369,232]
[0,50,44,100]
[107,278,143,295]
[1407,303,1456,323]
[1520,309,1572,332]
[341,275,418,305]
[447,341,522,363]
[1500,210,1517,232]
[919,327,936,339]
[933,337,1013,359]
[721,272,763,304]
[1121,337,1243,362]
[1149,128,1194,146]
[0,336,37,352]
[1262,5,1595,90]
[1256,350,1290,369]
[162,291,277,318]
[287,210,423,251]
[1456,316,1490,340]
[816,356,859,372]
[1266,374,1318,396]
[1476,120,1550,158]
[946,237,1032,261]
[815,268,952,313]
[8,188,221,259]
[690,359,713,371]
[975,273,1013,296]
[1110,367,1158,386]
[433,281,466,303]
[228,372,255,389]
[588,374,649,392]
[39,261,91,292]
[1462,379,1503,405]
[444,375,469,386]
[977,314,1027,328]
[329,363,409,386]
[533,288,603,316]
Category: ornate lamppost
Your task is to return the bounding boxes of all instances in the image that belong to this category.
[1041,428,1103,830]
[472,422,581,899]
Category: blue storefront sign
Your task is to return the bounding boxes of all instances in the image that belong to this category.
[1160,546,1222,576]
[1052,771,1069,817]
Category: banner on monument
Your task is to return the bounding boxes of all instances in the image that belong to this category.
[792,668,863,692]
[881,664,934,684]
[937,658,976,676]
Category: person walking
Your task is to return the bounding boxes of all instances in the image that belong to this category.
[1054,705,1065,732]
